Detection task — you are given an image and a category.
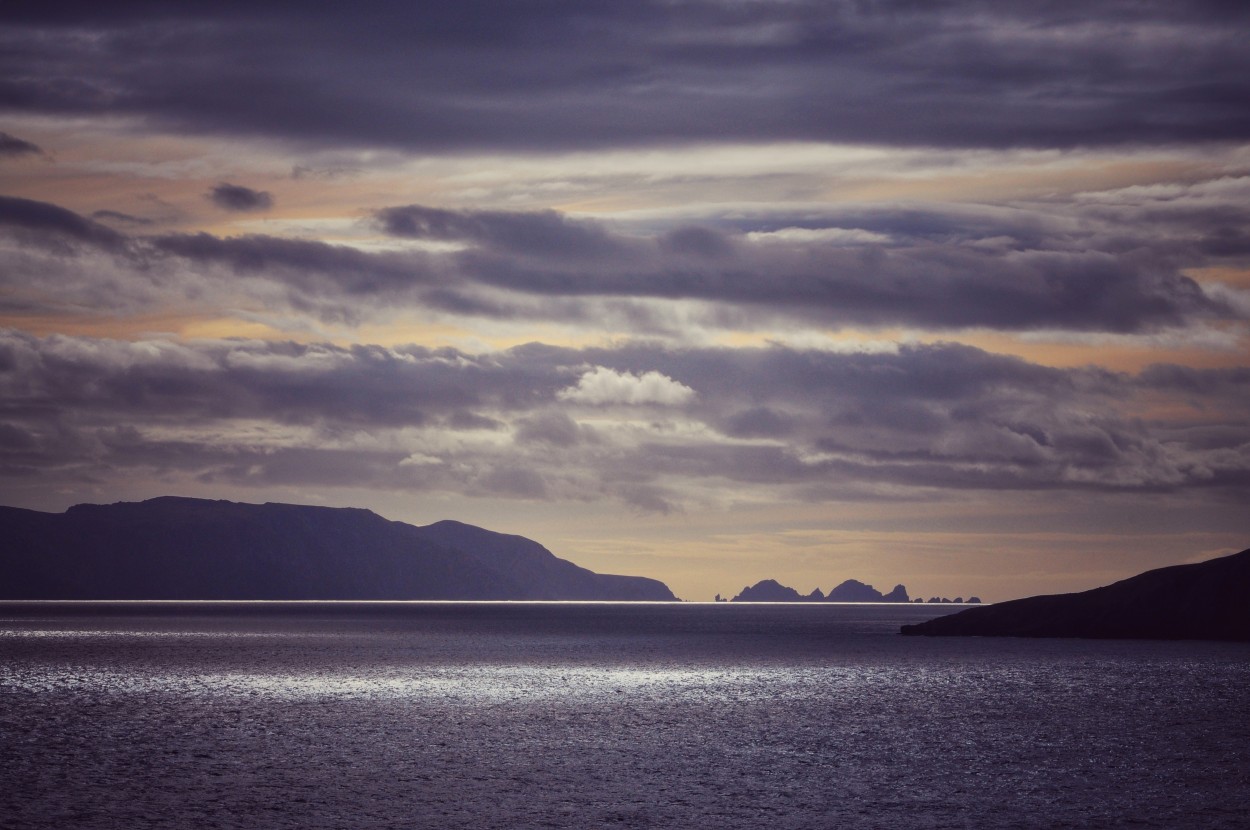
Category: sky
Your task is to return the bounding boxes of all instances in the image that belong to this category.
[2,1,1249,601]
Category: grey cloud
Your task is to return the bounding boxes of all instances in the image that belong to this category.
[1135,363,1250,415]
[0,332,563,429]
[208,183,273,212]
[0,195,127,250]
[3,2,1249,152]
[659,226,736,260]
[472,466,548,500]
[721,407,794,440]
[3,330,1247,510]
[0,198,445,322]
[0,131,43,157]
[3,194,1245,334]
[563,340,1230,494]
[514,411,583,446]
[150,232,433,296]
[446,410,505,431]
[616,484,679,515]
[379,202,1239,333]
[376,205,635,259]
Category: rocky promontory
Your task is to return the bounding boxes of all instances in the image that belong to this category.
[0,497,678,601]
[901,547,1250,641]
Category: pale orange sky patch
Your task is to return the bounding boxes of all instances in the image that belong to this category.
[1187,266,1250,288]
[532,497,1247,602]
[834,157,1215,204]
[256,312,633,352]
[709,326,1248,372]
[0,311,301,343]
[950,328,1250,372]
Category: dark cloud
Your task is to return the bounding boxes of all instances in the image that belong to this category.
[2,330,1247,510]
[376,205,633,259]
[208,183,273,212]
[2,2,1249,152]
[375,201,1242,333]
[0,195,123,245]
[0,195,126,250]
[0,131,43,157]
[3,193,1245,334]
[0,197,442,321]
[150,232,432,295]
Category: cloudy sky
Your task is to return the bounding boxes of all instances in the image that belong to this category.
[2,1,1249,601]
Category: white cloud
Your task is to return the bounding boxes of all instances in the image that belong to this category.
[399,452,444,467]
[745,227,892,245]
[558,366,695,406]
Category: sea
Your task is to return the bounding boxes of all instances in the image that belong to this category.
[1,601,1247,829]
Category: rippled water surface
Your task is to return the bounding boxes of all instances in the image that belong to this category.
[2,602,1248,829]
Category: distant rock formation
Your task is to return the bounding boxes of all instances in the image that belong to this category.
[731,579,805,602]
[731,578,982,604]
[882,585,910,603]
[826,579,885,602]
[901,547,1250,641]
[0,497,678,601]
[730,580,985,607]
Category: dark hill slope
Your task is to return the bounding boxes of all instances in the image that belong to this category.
[416,519,675,601]
[0,497,676,601]
[901,547,1250,641]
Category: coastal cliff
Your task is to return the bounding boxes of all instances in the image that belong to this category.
[0,497,677,601]
[901,547,1250,641]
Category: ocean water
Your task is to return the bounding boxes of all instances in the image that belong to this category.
[1,602,1247,829]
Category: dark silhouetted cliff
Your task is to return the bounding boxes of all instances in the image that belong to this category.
[901,547,1250,641]
[0,497,677,601]
[826,579,887,602]
[731,579,806,602]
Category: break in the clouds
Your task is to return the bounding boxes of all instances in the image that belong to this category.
[3,2,1250,152]
[2,330,1247,509]
[208,183,273,212]
[3,192,1247,334]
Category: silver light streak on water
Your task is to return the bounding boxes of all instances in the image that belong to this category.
[1,603,1247,829]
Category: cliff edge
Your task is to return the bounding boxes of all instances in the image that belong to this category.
[0,497,677,601]
[901,548,1250,641]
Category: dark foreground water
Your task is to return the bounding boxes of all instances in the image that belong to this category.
[1,602,1248,829]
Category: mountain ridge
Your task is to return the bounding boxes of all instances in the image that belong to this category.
[0,496,677,601]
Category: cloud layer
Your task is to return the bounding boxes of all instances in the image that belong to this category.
[3,2,1250,152]
[2,330,1246,515]
[4,189,1248,335]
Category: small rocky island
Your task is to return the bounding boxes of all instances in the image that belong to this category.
[724,578,980,604]
[901,547,1250,641]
